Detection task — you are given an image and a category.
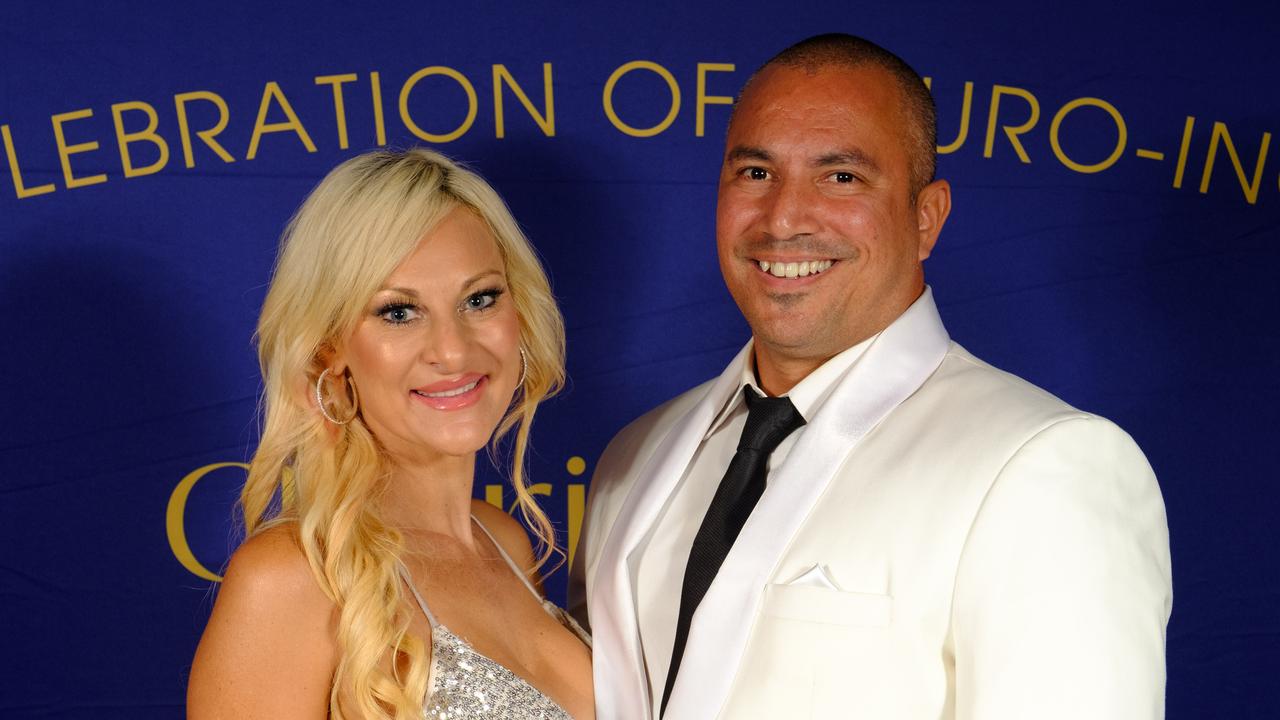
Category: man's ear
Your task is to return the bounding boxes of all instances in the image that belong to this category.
[914,179,951,262]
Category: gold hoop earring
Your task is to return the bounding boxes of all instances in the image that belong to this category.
[316,368,359,424]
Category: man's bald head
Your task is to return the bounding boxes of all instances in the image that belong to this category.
[736,33,937,197]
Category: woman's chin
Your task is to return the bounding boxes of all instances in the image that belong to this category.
[367,409,506,461]
[410,425,501,461]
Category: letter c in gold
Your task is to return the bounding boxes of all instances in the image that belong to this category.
[166,462,248,582]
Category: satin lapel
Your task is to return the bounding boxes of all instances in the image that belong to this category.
[591,344,752,720]
[663,289,952,720]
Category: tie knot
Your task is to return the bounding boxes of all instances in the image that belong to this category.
[738,386,806,453]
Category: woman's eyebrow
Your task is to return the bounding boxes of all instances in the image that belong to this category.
[461,269,504,288]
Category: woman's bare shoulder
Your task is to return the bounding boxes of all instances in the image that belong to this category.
[187,523,337,720]
[221,524,329,604]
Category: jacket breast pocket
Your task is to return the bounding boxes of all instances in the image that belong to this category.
[761,583,893,628]
[724,585,896,717]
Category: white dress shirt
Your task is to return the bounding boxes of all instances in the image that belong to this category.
[633,334,877,715]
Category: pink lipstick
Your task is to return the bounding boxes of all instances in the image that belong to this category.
[410,373,487,411]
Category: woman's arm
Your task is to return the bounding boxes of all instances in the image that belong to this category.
[187,525,339,720]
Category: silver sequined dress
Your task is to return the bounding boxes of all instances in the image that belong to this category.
[400,517,591,719]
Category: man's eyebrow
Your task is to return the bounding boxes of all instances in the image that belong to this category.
[814,149,880,173]
[725,145,881,175]
[725,146,773,164]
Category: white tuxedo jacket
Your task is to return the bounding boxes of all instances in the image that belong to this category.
[569,291,1172,720]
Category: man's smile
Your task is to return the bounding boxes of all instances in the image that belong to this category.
[753,258,836,278]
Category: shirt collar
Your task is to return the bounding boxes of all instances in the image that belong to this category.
[703,332,879,440]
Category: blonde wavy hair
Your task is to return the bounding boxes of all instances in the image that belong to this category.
[242,148,565,719]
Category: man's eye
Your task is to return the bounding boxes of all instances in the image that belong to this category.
[743,167,770,181]
[833,172,856,183]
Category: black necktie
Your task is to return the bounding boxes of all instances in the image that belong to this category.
[660,385,806,716]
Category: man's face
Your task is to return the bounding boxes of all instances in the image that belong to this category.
[716,63,945,372]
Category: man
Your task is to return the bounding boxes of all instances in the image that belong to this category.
[570,33,1171,720]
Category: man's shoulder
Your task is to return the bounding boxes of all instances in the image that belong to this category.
[932,342,1087,419]
[910,343,1149,458]
[576,378,717,578]
[599,378,715,468]
[885,343,1155,496]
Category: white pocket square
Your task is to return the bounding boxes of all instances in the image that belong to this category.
[784,563,841,590]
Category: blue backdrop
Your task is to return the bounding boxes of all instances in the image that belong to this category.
[1,2,1276,717]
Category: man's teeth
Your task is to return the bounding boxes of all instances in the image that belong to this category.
[415,379,480,398]
[756,259,834,278]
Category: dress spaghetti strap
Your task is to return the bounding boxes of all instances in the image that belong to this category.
[395,517,576,718]
[397,561,439,627]
[471,514,591,648]
[470,514,545,602]
[398,514,540,626]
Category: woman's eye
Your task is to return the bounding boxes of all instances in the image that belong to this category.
[377,303,419,324]
[464,289,502,312]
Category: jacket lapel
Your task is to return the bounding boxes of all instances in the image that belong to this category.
[663,289,951,720]
[591,344,752,720]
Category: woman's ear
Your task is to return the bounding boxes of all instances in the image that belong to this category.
[296,341,347,414]
[316,341,347,376]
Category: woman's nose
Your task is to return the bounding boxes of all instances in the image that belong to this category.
[423,315,470,371]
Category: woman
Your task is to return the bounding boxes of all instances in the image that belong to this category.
[188,148,594,719]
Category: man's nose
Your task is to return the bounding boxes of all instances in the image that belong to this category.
[762,177,820,238]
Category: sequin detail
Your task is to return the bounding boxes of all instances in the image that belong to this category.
[423,624,572,720]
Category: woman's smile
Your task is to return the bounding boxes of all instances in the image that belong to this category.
[410,373,488,411]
